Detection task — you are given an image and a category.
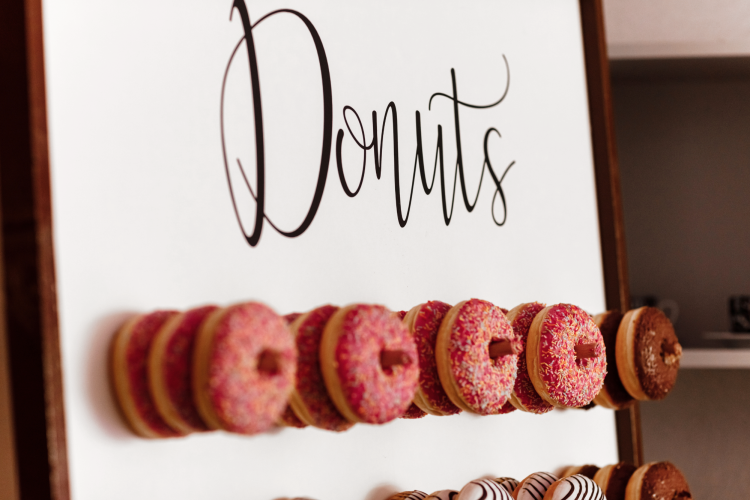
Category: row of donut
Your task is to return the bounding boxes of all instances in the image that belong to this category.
[280,461,692,500]
[110,298,681,437]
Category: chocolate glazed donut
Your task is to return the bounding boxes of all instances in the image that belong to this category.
[616,307,682,401]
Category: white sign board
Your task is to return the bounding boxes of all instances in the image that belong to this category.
[43,0,617,498]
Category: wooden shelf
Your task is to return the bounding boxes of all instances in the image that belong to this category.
[681,349,750,369]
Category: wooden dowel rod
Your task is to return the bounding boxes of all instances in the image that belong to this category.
[575,343,598,359]
[258,350,280,374]
[381,350,411,369]
[489,340,520,359]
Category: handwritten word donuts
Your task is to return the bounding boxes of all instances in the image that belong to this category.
[527,304,606,408]
[320,304,419,424]
[436,299,519,415]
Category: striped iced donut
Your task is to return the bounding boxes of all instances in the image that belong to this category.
[543,475,604,500]
[515,472,558,500]
[457,479,512,500]
[388,491,428,500]
[493,477,519,494]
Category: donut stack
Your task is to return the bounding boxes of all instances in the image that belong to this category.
[110,298,681,438]
[380,462,691,500]
[276,461,688,500]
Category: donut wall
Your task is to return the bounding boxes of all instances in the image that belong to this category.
[15,0,627,499]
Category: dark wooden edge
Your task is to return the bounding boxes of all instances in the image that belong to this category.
[0,0,70,499]
[579,0,644,467]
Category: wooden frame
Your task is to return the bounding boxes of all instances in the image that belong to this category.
[0,0,638,498]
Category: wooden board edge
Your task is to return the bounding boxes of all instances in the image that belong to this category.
[0,0,70,498]
[578,0,643,467]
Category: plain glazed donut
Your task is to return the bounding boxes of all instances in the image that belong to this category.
[436,299,518,415]
[403,301,461,416]
[506,302,553,414]
[193,302,296,434]
[320,304,419,424]
[148,305,218,434]
[616,307,682,401]
[288,305,354,432]
[592,310,634,410]
[527,304,606,408]
[111,310,184,438]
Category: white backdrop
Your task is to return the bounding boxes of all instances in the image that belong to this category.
[42,1,617,499]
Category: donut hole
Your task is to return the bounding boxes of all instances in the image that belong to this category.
[257,349,281,376]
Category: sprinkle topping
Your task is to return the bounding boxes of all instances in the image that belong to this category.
[412,301,461,415]
[207,302,296,434]
[538,304,606,407]
[294,305,353,431]
[510,302,553,414]
[447,299,518,415]
[335,305,419,424]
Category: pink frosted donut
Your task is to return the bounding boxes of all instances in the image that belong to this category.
[506,302,553,414]
[148,305,218,434]
[193,302,296,434]
[398,307,428,419]
[527,304,606,408]
[435,299,519,415]
[288,305,354,432]
[320,304,419,424]
[401,402,428,419]
[403,301,461,416]
[111,310,184,438]
[278,312,308,429]
[278,405,307,428]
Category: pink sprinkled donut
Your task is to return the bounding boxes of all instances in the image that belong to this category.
[111,310,184,438]
[320,304,419,424]
[277,312,308,429]
[403,301,461,416]
[148,305,218,434]
[435,299,519,415]
[401,402,428,419]
[288,305,354,432]
[527,304,606,408]
[278,405,307,428]
[506,302,554,414]
[193,302,296,434]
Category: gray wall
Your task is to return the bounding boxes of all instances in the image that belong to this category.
[613,75,750,347]
[613,72,750,498]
